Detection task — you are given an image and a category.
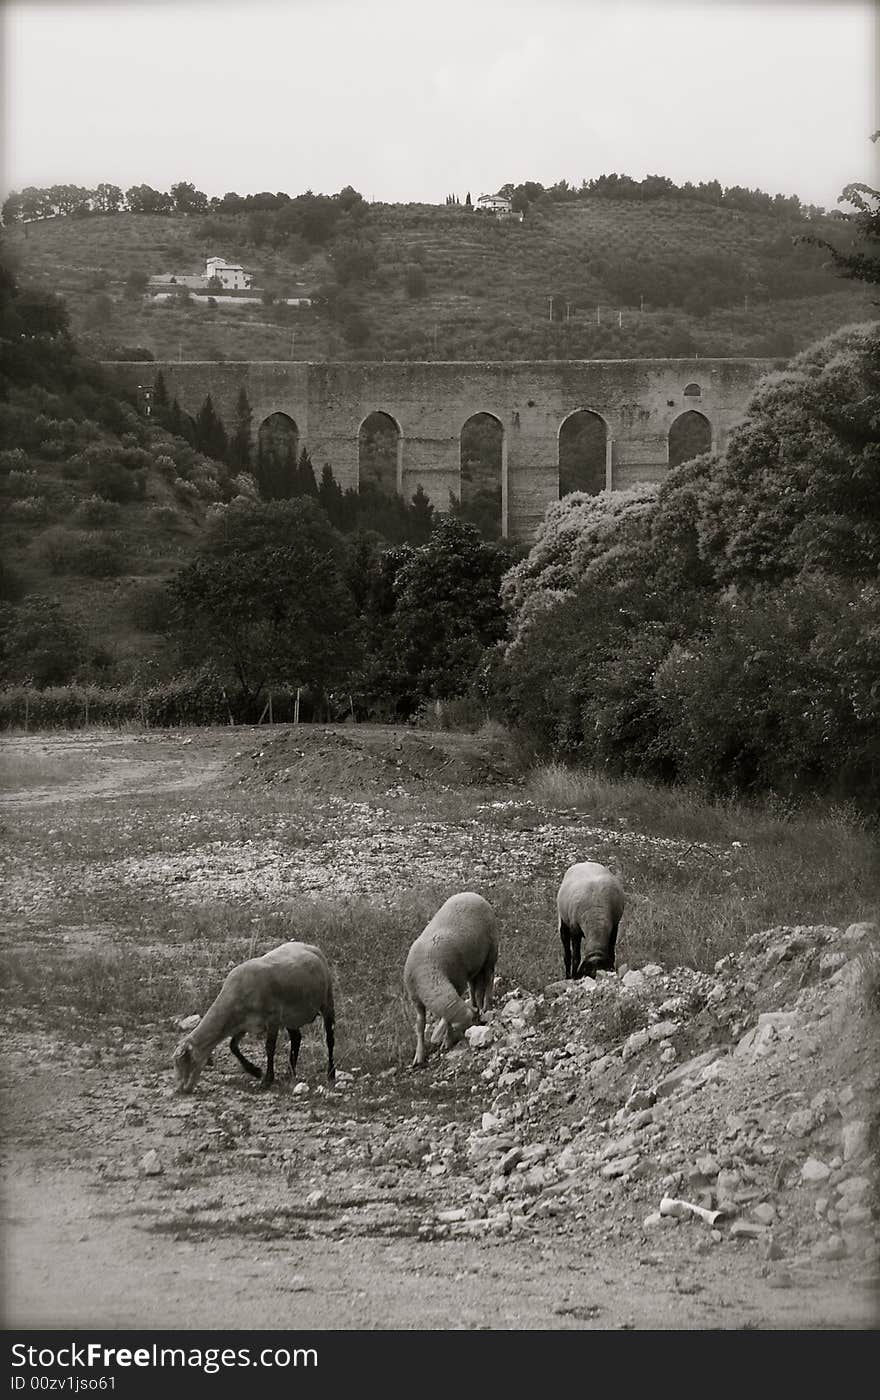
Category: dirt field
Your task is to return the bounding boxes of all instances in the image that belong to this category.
[1,726,877,1330]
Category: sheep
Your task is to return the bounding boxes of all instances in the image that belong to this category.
[556,861,625,980]
[403,892,498,1067]
[172,940,335,1093]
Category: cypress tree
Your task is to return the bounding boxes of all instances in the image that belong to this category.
[229,385,252,470]
[195,393,229,463]
[295,446,318,498]
[318,463,345,526]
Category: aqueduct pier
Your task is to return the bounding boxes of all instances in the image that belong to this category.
[115,358,779,539]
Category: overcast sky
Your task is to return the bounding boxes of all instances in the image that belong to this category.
[2,0,877,210]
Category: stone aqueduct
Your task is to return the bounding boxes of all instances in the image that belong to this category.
[117,358,778,539]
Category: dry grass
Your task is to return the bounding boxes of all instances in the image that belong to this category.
[1,737,877,1075]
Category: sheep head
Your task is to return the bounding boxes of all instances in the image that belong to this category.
[172,1038,209,1093]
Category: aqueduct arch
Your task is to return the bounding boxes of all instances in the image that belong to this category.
[668,409,713,468]
[257,411,299,497]
[558,408,609,497]
[358,410,402,494]
[460,412,504,538]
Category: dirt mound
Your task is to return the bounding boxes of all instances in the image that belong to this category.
[234,725,521,795]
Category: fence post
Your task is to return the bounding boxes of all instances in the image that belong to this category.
[294,686,301,725]
[84,693,90,728]
[24,693,29,733]
[268,691,273,726]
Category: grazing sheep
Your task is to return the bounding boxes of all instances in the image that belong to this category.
[404,892,498,1067]
[556,861,625,980]
[172,941,335,1093]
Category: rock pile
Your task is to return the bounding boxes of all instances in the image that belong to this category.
[414,919,879,1280]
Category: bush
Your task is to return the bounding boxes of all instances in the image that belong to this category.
[34,526,126,577]
[73,495,121,527]
[0,599,88,686]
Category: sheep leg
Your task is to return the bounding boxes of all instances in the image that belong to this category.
[229,1034,262,1079]
[287,1026,302,1081]
[323,1012,335,1081]
[608,920,619,971]
[262,1027,278,1088]
[467,978,484,1022]
[412,1001,428,1067]
[561,922,582,979]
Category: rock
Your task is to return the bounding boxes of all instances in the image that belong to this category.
[622,1030,650,1060]
[499,1147,523,1175]
[696,1154,720,1177]
[842,1120,869,1162]
[837,1175,872,1203]
[839,1206,873,1229]
[292,1082,310,1097]
[643,964,664,978]
[481,1112,501,1131]
[465,1025,494,1050]
[648,1019,680,1042]
[305,1189,327,1208]
[752,1203,776,1225]
[176,1014,201,1033]
[730,1221,770,1240]
[785,1108,817,1138]
[138,1149,163,1177]
[601,1154,640,1179]
[716,1169,742,1199]
[642,1211,664,1229]
[812,1234,847,1262]
[622,970,646,990]
[655,1048,726,1098]
[819,949,849,978]
[843,921,878,943]
[801,1157,832,1183]
[625,1087,656,1113]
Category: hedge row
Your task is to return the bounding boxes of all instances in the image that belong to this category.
[0,677,330,730]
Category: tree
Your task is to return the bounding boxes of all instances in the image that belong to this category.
[694,322,880,586]
[194,394,228,462]
[125,268,149,297]
[170,181,208,214]
[125,184,173,214]
[229,385,252,470]
[168,498,359,714]
[94,183,123,214]
[318,463,345,527]
[798,135,880,291]
[294,446,318,497]
[152,369,170,419]
[374,516,512,714]
[0,598,88,685]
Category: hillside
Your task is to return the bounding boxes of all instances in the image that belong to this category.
[4,197,872,364]
[0,268,241,687]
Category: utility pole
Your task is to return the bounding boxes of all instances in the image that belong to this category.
[618,309,622,328]
[290,331,296,359]
[178,341,182,362]
[548,298,553,322]
[596,305,601,325]
[640,294,644,313]
[565,302,571,321]
[433,324,438,355]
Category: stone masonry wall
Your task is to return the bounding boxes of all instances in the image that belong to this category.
[112,358,778,540]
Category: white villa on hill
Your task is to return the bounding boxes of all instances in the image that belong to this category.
[476,192,523,221]
[205,256,253,290]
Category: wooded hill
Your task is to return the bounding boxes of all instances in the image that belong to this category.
[3,188,871,366]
